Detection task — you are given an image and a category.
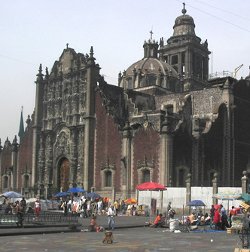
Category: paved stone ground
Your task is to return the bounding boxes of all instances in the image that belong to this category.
[0,227,244,252]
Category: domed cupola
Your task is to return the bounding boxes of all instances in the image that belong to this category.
[159,3,210,91]
[173,3,196,37]
[118,33,179,95]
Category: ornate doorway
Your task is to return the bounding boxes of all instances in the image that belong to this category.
[58,158,70,192]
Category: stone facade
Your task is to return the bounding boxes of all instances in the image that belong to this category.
[1,6,250,199]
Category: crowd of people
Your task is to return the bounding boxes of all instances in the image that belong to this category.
[0,194,247,232]
[59,196,139,218]
[186,204,244,230]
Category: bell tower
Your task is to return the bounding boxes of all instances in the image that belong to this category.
[159,3,210,91]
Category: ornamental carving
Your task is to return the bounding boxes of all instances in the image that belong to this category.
[54,131,70,157]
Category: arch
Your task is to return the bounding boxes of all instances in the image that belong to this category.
[23,174,29,188]
[104,170,112,187]
[3,176,8,189]
[176,166,189,187]
[142,169,150,183]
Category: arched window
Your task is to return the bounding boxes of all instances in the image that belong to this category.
[105,171,112,187]
[142,170,150,183]
[24,175,29,188]
[178,169,185,187]
[3,176,8,189]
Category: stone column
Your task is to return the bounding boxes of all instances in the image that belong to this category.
[83,47,99,191]
[242,171,248,194]
[32,65,44,187]
[186,173,191,206]
[160,133,173,186]
[121,122,132,199]
[212,172,218,205]
[192,137,200,185]
[160,109,175,186]
[11,136,18,191]
[222,79,234,185]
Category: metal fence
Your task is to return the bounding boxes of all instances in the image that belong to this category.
[0,212,79,225]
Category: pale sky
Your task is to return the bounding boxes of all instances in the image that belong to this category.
[0,0,249,142]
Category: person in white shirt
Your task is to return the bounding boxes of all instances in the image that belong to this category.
[107,205,116,230]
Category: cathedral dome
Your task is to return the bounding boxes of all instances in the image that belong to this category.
[126,57,178,78]
[118,38,179,92]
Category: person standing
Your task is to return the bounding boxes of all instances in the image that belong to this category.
[34,198,41,220]
[210,205,215,222]
[20,197,27,213]
[213,207,221,230]
[16,201,24,227]
[107,205,116,230]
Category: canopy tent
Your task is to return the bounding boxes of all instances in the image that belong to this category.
[136,181,167,219]
[213,192,241,201]
[213,192,241,213]
[239,193,250,203]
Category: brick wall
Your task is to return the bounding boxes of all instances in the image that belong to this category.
[133,126,160,189]
[94,91,122,191]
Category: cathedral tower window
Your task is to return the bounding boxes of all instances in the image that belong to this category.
[3,176,8,189]
[23,174,29,188]
[105,170,112,187]
[101,159,115,188]
[142,169,150,183]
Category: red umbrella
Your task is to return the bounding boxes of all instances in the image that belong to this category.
[136,182,166,191]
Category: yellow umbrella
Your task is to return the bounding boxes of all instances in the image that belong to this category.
[124,198,137,204]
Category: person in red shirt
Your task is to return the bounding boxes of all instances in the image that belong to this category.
[213,208,221,230]
[229,206,237,227]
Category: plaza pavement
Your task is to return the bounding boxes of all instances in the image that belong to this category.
[0,215,245,251]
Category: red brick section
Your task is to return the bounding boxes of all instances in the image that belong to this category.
[94,92,122,191]
[133,127,160,190]
[18,125,33,190]
[1,141,12,174]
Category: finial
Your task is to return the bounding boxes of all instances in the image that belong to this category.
[182,2,187,15]
[150,30,153,40]
[21,106,23,113]
[66,43,69,49]
[38,64,42,74]
[90,46,94,58]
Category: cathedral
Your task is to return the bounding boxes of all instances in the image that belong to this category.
[1,5,250,199]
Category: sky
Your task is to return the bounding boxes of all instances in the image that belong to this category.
[0,0,250,142]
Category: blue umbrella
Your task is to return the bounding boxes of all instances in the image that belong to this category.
[67,187,85,193]
[54,192,69,197]
[87,192,101,199]
[2,191,23,198]
[187,200,206,207]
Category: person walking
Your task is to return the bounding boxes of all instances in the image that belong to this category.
[107,205,116,230]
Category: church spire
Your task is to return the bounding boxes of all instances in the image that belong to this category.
[18,106,25,140]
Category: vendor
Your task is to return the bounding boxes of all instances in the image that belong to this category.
[188,212,198,225]
[151,213,164,228]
